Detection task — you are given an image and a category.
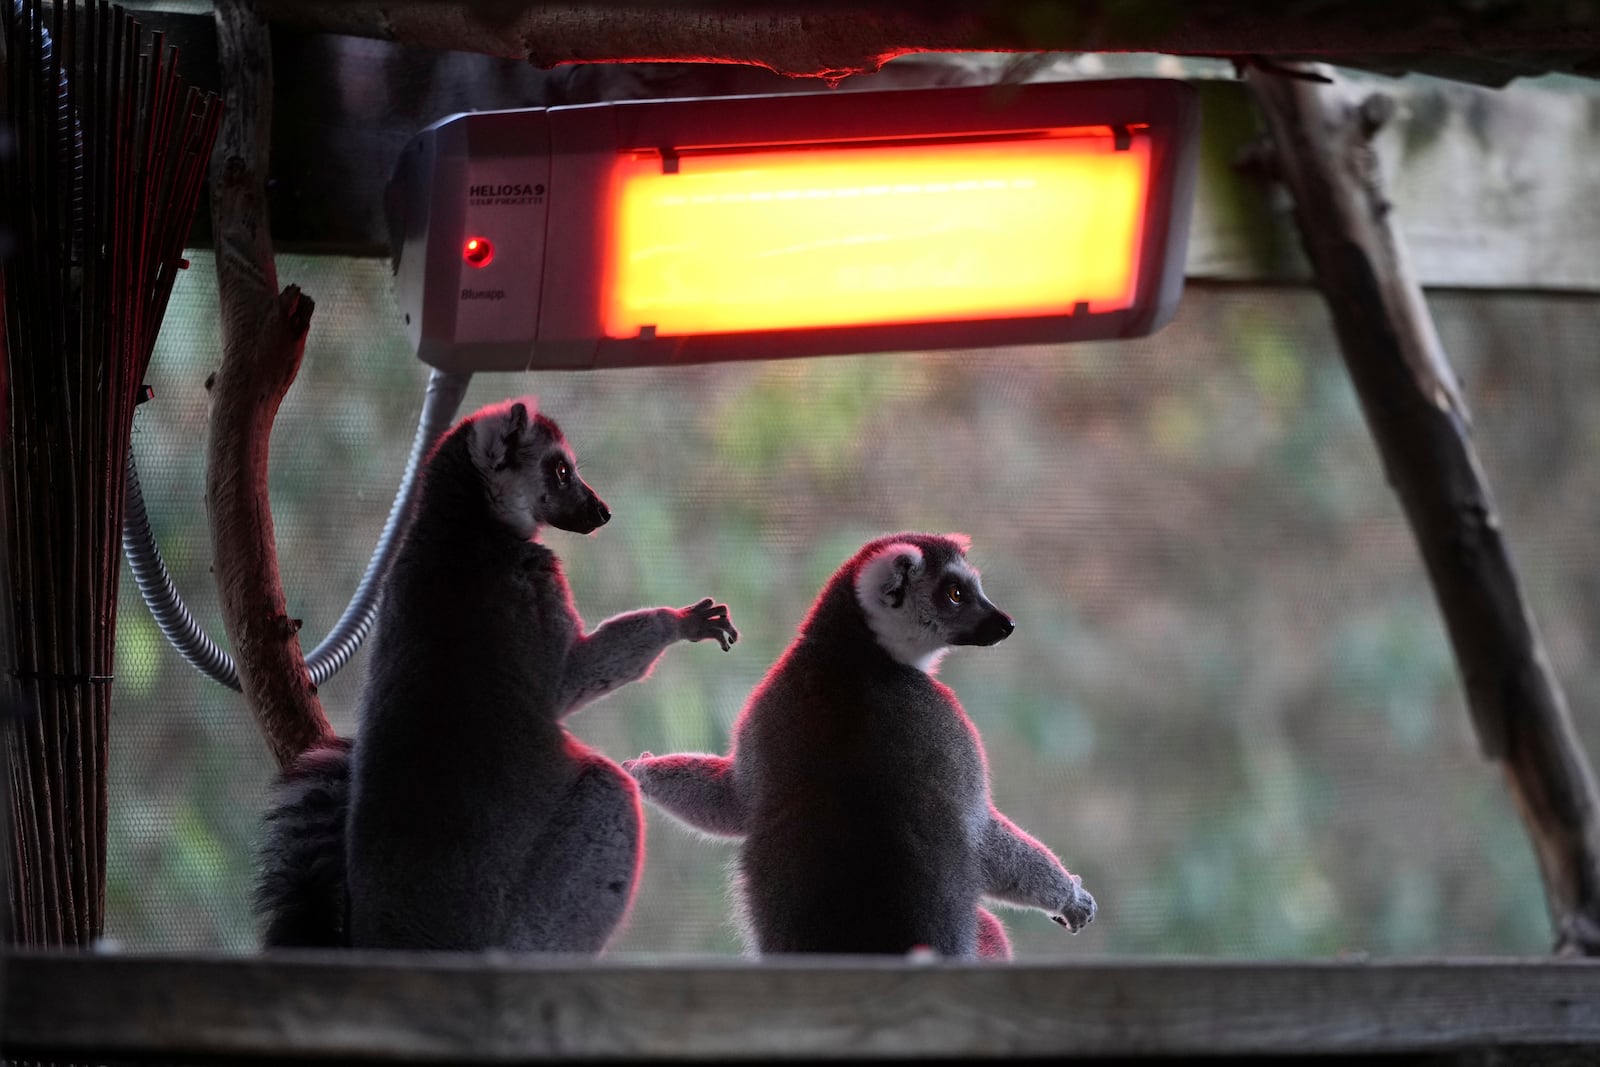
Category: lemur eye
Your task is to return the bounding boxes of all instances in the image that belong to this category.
[946,584,964,605]
[554,460,570,487]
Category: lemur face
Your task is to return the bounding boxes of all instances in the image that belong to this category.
[536,442,611,535]
[467,397,611,538]
[854,535,1014,673]
[938,556,1016,648]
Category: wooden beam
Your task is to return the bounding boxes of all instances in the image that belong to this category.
[1193,77,1600,293]
[247,0,1600,81]
[4,952,1600,1061]
[122,10,1600,292]
[1244,64,1600,956]
[206,0,336,770]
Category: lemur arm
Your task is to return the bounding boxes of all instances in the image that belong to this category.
[556,599,736,718]
[979,809,1097,933]
[623,753,746,838]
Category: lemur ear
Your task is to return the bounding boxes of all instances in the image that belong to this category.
[494,403,533,470]
[856,542,924,612]
[467,395,539,475]
[883,552,924,608]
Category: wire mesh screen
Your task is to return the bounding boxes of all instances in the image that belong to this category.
[105,252,1600,956]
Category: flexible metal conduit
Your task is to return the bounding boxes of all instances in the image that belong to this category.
[122,368,473,690]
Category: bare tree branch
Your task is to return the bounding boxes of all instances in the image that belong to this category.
[1246,63,1600,956]
[207,0,334,771]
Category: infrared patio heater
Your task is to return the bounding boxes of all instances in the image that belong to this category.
[392,78,1199,371]
[124,79,1200,690]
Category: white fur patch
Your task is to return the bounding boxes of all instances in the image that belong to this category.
[943,531,973,554]
[466,396,541,539]
[855,542,946,673]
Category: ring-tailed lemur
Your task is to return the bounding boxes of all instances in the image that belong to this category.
[255,397,738,952]
[625,533,1095,959]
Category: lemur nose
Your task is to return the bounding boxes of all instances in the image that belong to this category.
[591,499,612,526]
[996,614,1015,639]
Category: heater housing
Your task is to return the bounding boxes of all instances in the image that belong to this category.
[388,80,1200,372]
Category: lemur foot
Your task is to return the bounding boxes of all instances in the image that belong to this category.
[1050,874,1097,934]
[678,599,738,650]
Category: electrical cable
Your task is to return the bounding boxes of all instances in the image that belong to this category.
[121,367,472,690]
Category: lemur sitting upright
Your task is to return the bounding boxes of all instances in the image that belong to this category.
[626,533,1095,959]
[255,397,737,952]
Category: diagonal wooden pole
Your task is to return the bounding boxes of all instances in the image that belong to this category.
[1245,62,1600,955]
[207,0,335,770]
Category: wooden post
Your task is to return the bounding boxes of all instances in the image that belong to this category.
[1,276,12,956]
[207,0,335,770]
[1245,63,1600,955]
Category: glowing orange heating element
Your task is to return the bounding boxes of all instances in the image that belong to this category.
[603,128,1151,339]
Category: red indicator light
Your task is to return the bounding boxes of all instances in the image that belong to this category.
[463,236,495,268]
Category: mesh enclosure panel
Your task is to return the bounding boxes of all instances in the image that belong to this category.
[106,253,1600,956]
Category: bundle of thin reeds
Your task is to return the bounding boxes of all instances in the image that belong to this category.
[1,0,221,946]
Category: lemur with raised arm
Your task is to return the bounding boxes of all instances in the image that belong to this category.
[255,397,737,952]
[626,533,1095,959]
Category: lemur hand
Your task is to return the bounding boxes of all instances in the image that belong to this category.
[620,751,652,783]
[677,599,738,650]
[1050,873,1097,933]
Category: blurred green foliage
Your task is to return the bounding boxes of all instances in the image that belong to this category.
[104,252,1597,959]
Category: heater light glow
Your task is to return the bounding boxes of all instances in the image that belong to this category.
[604,128,1151,339]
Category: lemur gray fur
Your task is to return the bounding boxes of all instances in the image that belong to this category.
[625,533,1095,959]
[255,397,737,951]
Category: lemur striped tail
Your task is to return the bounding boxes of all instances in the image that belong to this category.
[256,737,353,948]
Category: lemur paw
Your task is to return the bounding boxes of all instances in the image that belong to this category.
[1050,875,1097,934]
[677,598,738,650]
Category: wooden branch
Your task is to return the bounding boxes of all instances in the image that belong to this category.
[7,952,1600,1061]
[207,0,334,770]
[245,0,1600,79]
[1244,64,1600,956]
